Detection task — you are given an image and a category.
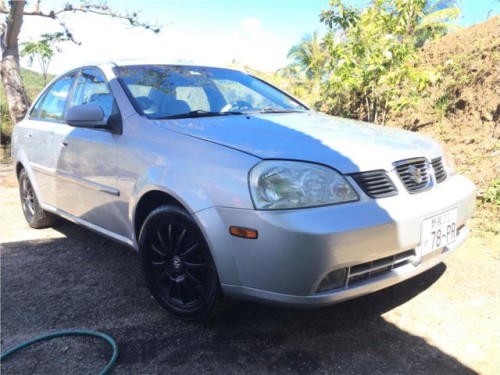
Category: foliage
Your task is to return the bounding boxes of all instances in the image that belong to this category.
[319,0,359,30]
[415,0,462,47]
[0,100,9,144]
[281,31,329,108]
[286,31,329,81]
[6,0,161,45]
[483,178,500,206]
[318,0,457,123]
[21,32,68,85]
[432,91,454,119]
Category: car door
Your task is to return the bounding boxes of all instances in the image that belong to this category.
[57,68,128,238]
[22,72,77,209]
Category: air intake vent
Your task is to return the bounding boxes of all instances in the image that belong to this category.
[350,170,398,199]
[347,249,416,286]
[395,158,432,193]
[315,249,417,293]
[431,157,447,183]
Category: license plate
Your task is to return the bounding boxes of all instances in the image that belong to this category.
[421,208,458,255]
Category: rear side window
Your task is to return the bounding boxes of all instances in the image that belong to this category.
[31,74,76,121]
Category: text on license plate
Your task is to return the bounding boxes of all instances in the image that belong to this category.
[421,208,458,255]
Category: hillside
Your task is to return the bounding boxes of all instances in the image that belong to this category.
[0,69,51,145]
[387,16,500,234]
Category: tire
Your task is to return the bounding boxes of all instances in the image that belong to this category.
[139,205,221,321]
[18,169,57,229]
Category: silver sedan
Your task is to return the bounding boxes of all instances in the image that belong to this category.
[11,62,476,320]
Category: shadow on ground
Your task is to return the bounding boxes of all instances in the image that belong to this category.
[1,220,475,374]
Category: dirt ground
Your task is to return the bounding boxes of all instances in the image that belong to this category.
[1,161,499,375]
[387,16,500,236]
[387,16,500,192]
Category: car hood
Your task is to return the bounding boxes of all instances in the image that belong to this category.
[153,111,441,174]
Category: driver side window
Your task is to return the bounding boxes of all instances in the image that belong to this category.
[70,68,114,117]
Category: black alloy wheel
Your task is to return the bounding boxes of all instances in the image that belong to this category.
[139,205,220,320]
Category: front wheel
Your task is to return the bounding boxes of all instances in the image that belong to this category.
[139,205,221,321]
[18,169,57,229]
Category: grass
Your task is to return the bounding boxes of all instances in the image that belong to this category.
[433,92,454,119]
[484,178,500,205]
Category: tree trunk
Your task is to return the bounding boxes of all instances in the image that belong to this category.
[364,95,371,122]
[1,1,30,124]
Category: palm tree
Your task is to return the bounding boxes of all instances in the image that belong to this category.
[390,0,462,46]
[283,31,330,107]
[415,0,462,46]
[286,31,328,81]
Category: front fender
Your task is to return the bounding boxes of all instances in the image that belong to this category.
[126,136,260,244]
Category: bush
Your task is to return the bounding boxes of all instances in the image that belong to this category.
[1,100,12,144]
[484,178,500,206]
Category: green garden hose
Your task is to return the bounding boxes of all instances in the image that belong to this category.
[0,330,118,375]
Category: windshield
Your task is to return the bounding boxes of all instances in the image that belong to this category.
[114,65,308,119]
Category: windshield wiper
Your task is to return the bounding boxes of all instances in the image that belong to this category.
[159,109,243,119]
[260,107,306,114]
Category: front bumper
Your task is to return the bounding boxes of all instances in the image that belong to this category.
[194,174,476,307]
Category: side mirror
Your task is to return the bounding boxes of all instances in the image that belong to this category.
[65,104,108,128]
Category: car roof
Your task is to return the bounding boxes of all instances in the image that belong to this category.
[57,59,250,80]
[101,59,241,71]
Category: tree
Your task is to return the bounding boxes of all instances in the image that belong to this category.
[320,0,461,47]
[414,0,462,47]
[0,0,160,124]
[283,31,329,108]
[1,0,29,124]
[21,32,68,85]
[319,0,460,123]
[287,31,328,81]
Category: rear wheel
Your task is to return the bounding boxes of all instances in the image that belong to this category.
[139,205,220,321]
[18,169,57,229]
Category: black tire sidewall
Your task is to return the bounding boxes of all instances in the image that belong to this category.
[18,169,55,229]
[139,205,220,321]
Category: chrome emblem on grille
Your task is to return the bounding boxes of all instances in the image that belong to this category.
[407,165,424,184]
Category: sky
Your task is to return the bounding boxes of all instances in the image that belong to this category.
[15,0,500,74]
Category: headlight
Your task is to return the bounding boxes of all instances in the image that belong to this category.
[441,144,457,176]
[249,160,359,209]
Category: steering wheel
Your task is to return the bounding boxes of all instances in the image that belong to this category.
[135,96,157,114]
[220,100,253,113]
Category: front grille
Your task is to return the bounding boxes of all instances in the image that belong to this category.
[347,249,416,287]
[350,170,398,199]
[431,157,447,183]
[395,158,432,193]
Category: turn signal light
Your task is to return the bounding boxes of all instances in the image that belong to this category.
[229,226,258,239]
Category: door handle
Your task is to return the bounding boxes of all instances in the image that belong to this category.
[61,141,69,147]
